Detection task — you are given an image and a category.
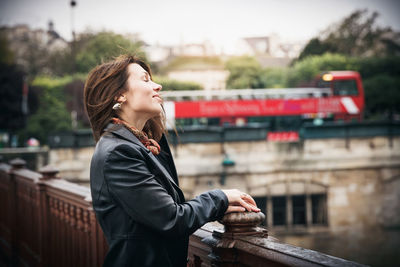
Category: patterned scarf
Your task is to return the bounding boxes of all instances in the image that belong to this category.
[111,117,161,155]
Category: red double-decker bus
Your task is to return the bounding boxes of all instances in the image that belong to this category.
[162,71,364,141]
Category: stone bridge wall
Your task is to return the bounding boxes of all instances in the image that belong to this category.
[47,136,400,265]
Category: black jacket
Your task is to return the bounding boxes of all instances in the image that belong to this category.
[90,124,229,267]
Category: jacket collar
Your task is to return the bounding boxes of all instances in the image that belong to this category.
[104,123,144,147]
[104,123,179,189]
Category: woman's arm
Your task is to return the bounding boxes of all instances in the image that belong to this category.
[103,143,229,238]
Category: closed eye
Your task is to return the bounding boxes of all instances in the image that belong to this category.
[143,73,150,82]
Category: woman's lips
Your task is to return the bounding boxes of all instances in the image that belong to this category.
[153,95,162,101]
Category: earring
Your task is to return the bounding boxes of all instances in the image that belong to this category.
[112,102,122,110]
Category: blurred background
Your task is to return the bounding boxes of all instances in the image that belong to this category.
[0,0,399,266]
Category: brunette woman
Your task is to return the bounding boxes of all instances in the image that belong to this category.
[84,55,260,267]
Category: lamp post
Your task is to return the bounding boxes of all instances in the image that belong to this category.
[69,0,77,72]
[70,1,77,42]
[220,154,235,186]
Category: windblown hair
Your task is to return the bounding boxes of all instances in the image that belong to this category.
[83,55,166,142]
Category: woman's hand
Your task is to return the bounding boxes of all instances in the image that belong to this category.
[221,189,260,214]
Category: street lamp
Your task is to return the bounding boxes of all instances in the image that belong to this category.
[220,154,235,185]
[70,1,77,41]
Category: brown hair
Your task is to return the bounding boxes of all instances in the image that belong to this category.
[83,55,166,142]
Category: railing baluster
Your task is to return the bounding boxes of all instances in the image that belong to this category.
[1,160,368,267]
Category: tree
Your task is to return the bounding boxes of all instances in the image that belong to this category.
[259,68,287,88]
[160,56,223,74]
[1,27,147,77]
[362,74,400,119]
[225,56,264,89]
[19,76,73,144]
[153,76,202,91]
[63,76,89,127]
[298,9,400,60]
[287,53,356,87]
[0,63,26,131]
[74,31,146,73]
[297,38,336,61]
[356,56,400,119]
[0,32,14,65]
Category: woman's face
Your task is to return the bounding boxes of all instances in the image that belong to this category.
[119,63,163,119]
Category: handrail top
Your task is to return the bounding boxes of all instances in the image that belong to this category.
[14,168,42,181]
[233,234,366,267]
[0,163,11,173]
[195,222,366,267]
[44,178,91,201]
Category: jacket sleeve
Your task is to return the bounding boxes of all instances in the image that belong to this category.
[103,143,229,238]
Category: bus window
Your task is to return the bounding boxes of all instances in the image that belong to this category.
[333,79,358,96]
[317,79,331,89]
[275,116,302,131]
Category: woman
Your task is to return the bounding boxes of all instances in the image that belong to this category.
[84,55,260,267]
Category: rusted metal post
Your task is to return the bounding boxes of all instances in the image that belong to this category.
[39,165,59,180]
[203,212,267,266]
[9,158,26,170]
[218,212,267,236]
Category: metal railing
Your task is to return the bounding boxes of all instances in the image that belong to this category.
[47,121,400,148]
[0,159,107,267]
[0,158,366,267]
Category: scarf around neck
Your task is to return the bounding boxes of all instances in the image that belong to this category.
[111,117,161,155]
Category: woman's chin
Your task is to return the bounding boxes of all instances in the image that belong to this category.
[149,107,163,118]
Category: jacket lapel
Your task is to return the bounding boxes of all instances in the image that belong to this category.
[105,124,180,189]
[158,134,179,186]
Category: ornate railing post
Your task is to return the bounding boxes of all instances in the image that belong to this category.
[203,212,267,266]
[37,165,59,266]
[9,158,26,170]
[39,165,59,180]
[8,158,26,266]
[218,212,267,237]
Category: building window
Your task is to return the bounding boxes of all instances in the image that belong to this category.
[292,195,306,225]
[272,196,286,226]
[256,182,328,228]
[254,197,267,226]
[311,194,327,224]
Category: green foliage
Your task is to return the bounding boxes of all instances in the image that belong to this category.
[287,53,357,87]
[75,31,146,73]
[225,56,288,89]
[355,56,400,79]
[161,56,223,73]
[0,33,14,65]
[225,56,264,89]
[363,74,400,119]
[297,38,335,60]
[285,8,400,120]
[153,76,202,91]
[19,76,74,144]
[298,9,400,60]
[355,56,400,119]
[0,63,26,131]
[259,68,288,88]
[46,48,76,76]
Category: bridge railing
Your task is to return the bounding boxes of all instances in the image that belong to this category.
[46,120,400,148]
[0,159,107,267]
[0,158,365,267]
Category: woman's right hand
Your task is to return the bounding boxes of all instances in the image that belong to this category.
[221,189,260,214]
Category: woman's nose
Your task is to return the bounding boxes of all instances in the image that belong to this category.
[153,82,162,91]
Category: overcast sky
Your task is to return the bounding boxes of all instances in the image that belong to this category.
[1,0,399,53]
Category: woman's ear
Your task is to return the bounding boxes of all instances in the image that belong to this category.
[116,95,126,103]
